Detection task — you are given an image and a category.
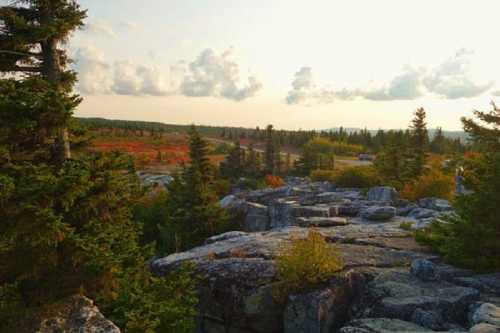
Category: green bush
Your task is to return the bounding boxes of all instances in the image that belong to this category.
[107,263,197,333]
[332,166,381,188]
[274,230,343,300]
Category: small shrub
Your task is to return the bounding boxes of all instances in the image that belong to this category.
[401,168,454,201]
[274,230,343,300]
[399,221,413,231]
[310,169,336,182]
[265,175,285,188]
[332,166,381,188]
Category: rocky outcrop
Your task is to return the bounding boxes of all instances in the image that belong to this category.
[38,296,120,333]
[154,181,500,332]
[220,182,452,233]
[360,206,396,221]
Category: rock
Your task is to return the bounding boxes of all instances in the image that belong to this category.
[418,197,452,211]
[337,203,362,217]
[244,202,269,232]
[296,217,348,227]
[339,318,431,333]
[136,171,172,188]
[366,270,480,324]
[205,231,248,244]
[396,203,418,216]
[360,206,396,221]
[269,199,298,229]
[453,273,500,295]
[219,194,239,208]
[408,208,437,220]
[246,186,293,205]
[367,186,398,203]
[411,308,445,331]
[411,259,439,281]
[38,295,120,333]
[471,303,500,326]
[470,323,500,333]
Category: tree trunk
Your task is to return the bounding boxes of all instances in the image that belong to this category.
[41,31,70,164]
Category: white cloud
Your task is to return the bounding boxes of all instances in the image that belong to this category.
[73,48,261,101]
[286,49,495,105]
[181,49,262,101]
[82,21,116,38]
[73,47,112,94]
[423,49,493,99]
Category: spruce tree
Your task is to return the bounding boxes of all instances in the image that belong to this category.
[419,102,500,271]
[161,126,230,253]
[409,107,429,177]
[0,0,86,163]
[264,124,275,174]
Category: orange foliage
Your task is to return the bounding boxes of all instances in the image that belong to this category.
[401,168,454,201]
[265,175,285,188]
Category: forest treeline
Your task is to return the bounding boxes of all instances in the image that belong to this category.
[76,117,467,154]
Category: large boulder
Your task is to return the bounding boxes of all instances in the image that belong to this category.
[471,303,500,327]
[411,259,439,281]
[38,296,120,333]
[284,272,363,333]
[244,202,269,232]
[418,197,452,212]
[360,206,396,221]
[365,270,480,326]
[367,186,398,203]
[408,208,437,220]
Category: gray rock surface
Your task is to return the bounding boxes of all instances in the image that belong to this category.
[418,197,453,211]
[152,182,500,333]
[367,186,398,203]
[339,318,432,332]
[361,206,396,221]
[470,323,500,333]
[411,259,439,281]
[471,303,500,326]
[38,296,120,333]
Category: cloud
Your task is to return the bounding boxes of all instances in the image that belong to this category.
[286,49,494,105]
[180,49,262,101]
[73,47,112,94]
[492,90,500,96]
[82,21,116,38]
[285,67,315,105]
[73,48,261,101]
[423,49,493,99]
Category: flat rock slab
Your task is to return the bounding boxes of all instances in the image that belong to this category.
[296,216,348,227]
[366,270,480,324]
[339,318,432,332]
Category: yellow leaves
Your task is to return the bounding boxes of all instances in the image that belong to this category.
[274,230,344,299]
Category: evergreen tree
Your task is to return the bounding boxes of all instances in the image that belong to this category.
[264,125,275,174]
[0,0,86,163]
[419,102,500,271]
[220,140,243,180]
[431,127,446,154]
[409,107,429,177]
[0,2,197,331]
[160,126,230,253]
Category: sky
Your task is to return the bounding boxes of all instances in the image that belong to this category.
[69,0,500,130]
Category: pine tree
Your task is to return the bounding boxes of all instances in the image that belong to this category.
[431,127,446,154]
[220,140,243,180]
[419,102,500,271]
[0,0,86,163]
[264,125,275,174]
[160,126,230,253]
[409,107,429,177]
